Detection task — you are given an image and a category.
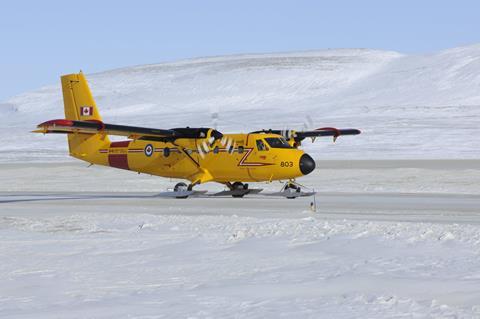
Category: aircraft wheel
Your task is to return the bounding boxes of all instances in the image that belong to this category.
[174,182,189,199]
[285,183,300,199]
[232,182,247,198]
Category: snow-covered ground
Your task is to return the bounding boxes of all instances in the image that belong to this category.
[1,45,480,161]
[1,161,480,318]
[2,208,480,318]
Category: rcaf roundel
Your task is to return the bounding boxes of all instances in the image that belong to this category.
[80,106,93,116]
[144,144,153,157]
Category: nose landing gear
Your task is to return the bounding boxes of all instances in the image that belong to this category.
[282,182,302,199]
[268,180,315,199]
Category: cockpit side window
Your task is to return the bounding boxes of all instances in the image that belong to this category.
[256,139,267,151]
[264,137,293,149]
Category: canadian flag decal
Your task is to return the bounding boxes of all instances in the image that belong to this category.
[80,106,93,116]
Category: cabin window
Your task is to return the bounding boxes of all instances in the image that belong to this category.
[256,139,267,151]
[163,147,170,157]
[264,137,292,149]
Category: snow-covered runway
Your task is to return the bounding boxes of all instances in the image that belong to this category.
[1,191,480,224]
[1,161,480,318]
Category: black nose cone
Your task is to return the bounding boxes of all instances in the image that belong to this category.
[299,153,315,175]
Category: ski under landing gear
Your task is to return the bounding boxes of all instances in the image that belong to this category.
[158,181,313,199]
[155,182,205,199]
[210,182,263,198]
[264,181,316,199]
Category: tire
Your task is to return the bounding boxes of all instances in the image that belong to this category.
[174,182,189,199]
[232,182,247,198]
[285,183,299,199]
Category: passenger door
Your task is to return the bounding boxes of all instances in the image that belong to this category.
[246,138,273,180]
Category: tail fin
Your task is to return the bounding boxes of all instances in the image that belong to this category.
[61,72,110,161]
[62,72,103,121]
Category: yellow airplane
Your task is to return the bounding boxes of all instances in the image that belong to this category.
[34,72,360,198]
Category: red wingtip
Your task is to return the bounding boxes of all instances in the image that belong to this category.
[37,119,74,127]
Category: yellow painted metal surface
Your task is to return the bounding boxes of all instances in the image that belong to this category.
[37,72,309,186]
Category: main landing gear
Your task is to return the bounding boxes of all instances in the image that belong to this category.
[170,181,260,198]
[209,182,263,198]
[230,182,249,198]
[173,182,194,199]
[174,182,192,192]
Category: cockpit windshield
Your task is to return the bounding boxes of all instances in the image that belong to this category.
[264,137,293,149]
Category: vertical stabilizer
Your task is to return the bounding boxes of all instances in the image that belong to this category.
[61,72,110,162]
[61,72,102,121]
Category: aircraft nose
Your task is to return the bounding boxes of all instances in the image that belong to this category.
[299,153,316,175]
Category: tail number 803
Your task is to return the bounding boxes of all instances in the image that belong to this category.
[280,161,294,168]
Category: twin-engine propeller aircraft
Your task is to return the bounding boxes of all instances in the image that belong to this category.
[33,72,361,198]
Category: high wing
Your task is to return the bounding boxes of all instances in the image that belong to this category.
[292,127,361,142]
[251,127,361,143]
[33,119,224,142]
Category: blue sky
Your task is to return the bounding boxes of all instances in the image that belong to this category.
[0,0,479,101]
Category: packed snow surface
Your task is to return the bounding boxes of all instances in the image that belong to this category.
[1,162,480,318]
[2,211,480,318]
[2,45,480,161]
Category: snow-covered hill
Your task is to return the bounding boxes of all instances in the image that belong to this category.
[1,45,480,161]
